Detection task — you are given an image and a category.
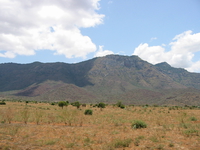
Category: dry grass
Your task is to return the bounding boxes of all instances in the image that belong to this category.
[0,102,200,150]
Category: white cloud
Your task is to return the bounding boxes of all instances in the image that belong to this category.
[186,61,200,73]
[133,30,200,72]
[94,45,114,57]
[0,0,104,59]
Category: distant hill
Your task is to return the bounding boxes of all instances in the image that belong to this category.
[0,55,200,105]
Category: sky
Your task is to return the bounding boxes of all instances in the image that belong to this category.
[0,0,200,72]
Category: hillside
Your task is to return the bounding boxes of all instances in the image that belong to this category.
[0,55,200,105]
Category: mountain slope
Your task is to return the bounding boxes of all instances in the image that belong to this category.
[0,55,200,105]
[155,62,200,89]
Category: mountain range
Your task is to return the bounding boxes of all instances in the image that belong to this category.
[0,55,200,105]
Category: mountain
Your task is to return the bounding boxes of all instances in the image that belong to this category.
[0,55,200,105]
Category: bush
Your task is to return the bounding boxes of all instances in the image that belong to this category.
[58,101,68,109]
[113,138,132,148]
[120,104,125,109]
[0,101,6,105]
[131,120,147,129]
[84,109,93,115]
[190,116,197,121]
[116,101,125,109]
[71,101,81,109]
[183,129,199,137]
[97,102,106,110]
[50,102,55,105]
[98,102,106,108]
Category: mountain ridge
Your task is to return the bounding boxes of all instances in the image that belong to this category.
[0,55,200,105]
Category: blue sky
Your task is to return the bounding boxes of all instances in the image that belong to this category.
[0,0,200,72]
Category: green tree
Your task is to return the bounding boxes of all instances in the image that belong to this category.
[58,101,68,109]
[98,102,106,111]
[71,101,81,109]
[116,101,125,109]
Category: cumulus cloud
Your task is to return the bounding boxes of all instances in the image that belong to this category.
[94,45,114,57]
[0,0,104,58]
[133,30,200,72]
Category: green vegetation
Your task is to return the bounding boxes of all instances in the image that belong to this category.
[1,55,200,107]
[183,129,199,137]
[116,101,125,109]
[189,116,197,121]
[58,101,68,109]
[0,101,6,105]
[84,109,93,115]
[113,138,132,148]
[71,101,81,109]
[131,120,147,129]
[0,101,200,149]
[97,102,106,110]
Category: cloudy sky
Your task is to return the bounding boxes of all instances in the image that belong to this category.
[0,0,200,72]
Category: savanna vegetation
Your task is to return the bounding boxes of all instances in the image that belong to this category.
[0,100,200,150]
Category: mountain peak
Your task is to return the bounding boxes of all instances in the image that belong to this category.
[155,62,171,68]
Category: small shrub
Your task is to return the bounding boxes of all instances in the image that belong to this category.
[84,109,93,115]
[113,138,132,148]
[131,120,147,129]
[116,101,125,109]
[169,143,174,147]
[134,139,140,146]
[149,136,158,142]
[156,144,164,150]
[21,107,30,124]
[66,143,75,148]
[179,123,191,129]
[120,104,125,109]
[183,129,199,137]
[136,136,144,140]
[82,103,86,107]
[97,102,106,110]
[190,116,197,121]
[0,101,6,105]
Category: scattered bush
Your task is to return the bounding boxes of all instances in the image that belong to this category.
[169,143,174,147]
[35,109,43,125]
[97,102,106,110]
[190,116,197,121]
[149,136,158,142]
[113,138,132,148]
[25,101,29,105]
[81,103,86,107]
[116,101,125,109]
[131,120,147,129]
[21,107,30,124]
[155,144,164,150]
[50,102,55,105]
[71,101,81,109]
[134,136,144,146]
[0,101,6,105]
[183,129,199,137]
[84,109,93,115]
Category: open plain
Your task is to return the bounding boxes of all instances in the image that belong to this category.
[0,101,199,150]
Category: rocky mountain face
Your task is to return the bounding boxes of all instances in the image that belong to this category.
[0,55,200,105]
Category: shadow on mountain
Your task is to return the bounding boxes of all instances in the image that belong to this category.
[0,58,96,92]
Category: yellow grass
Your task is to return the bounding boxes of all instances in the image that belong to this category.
[0,102,200,150]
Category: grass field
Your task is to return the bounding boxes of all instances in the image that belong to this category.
[0,101,200,150]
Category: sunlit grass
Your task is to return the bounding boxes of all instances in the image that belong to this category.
[0,101,199,149]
